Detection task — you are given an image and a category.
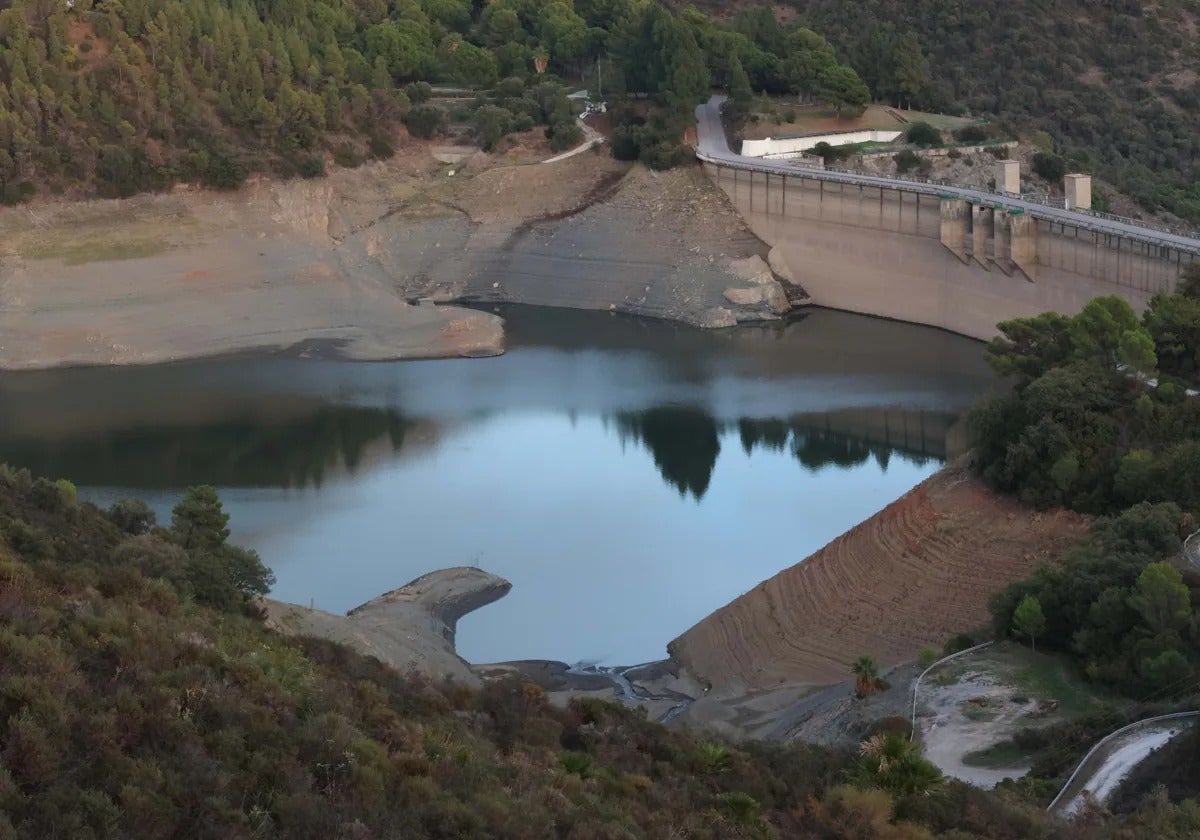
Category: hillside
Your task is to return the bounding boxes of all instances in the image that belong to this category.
[710,0,1200,222]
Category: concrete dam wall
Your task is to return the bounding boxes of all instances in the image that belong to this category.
[704,163,1198,339]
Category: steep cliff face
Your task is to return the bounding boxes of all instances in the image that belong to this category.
[0,151,794,369]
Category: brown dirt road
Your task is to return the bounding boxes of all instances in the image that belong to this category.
[668,467,1090,693]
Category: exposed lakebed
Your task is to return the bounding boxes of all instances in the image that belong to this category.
[0,306,995,665]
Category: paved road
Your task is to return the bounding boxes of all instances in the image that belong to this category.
[695,96,1200,256]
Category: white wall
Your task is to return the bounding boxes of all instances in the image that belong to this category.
[742,130,904,158]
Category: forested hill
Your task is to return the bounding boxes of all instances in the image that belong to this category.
[0,0,861,200]
[725,0,1200,222]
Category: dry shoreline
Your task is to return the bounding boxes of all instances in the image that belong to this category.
[262,466,1090,746]
[0,147,798,372]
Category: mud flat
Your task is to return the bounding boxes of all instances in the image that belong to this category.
[668,467,1090,695]
[0,147,793,370]
[263,567,512,686]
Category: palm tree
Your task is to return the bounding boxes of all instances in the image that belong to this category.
[854,732,944,796]
[851,655,881,698]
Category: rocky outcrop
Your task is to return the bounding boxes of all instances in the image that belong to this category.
[263,567,511,686]
[720,254,792,321]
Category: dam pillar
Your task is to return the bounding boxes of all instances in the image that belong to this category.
[996,160,1020,196]
[1006,210,1038,282]
[970,204,992,269]
[939,196,969,263]
[1065,174,1092,211]
[992,208,1012,275]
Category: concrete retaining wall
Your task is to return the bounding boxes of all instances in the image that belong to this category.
[742,130,903,158]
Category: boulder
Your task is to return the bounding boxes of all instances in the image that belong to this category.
[767,246,794,283]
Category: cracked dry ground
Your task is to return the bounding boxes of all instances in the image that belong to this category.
[669,467,1091,691]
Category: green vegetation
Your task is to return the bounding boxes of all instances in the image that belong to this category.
[763,0,1200,221]
[5,459,1188,837]
[973,279,1200,698]
[905,121,941,147]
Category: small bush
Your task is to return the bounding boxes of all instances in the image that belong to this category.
[985,145,1009,159]
[511,113,535,132]
[953,125,988,143]
[639,141,682,170]
[782,109,797,123]
[405,105,447,139]
[405,81,433,104]
[560,752,591,777]
[546,119,582,152]
[894,149,920,173]
[108,499,156,535]
[1032,151,1067,182]
[296,155,326,178]
[906,121,942,147]
[943,633,976,655]
[917,646,940,668]
[947,148,962,160]
[368,134,395,160]
[332,143,363,169]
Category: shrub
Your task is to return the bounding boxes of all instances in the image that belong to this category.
[559,752,591,777]
[917,646,940,667]
[943,633,975,655]
[782,109,797,123]
[894,149,920,173]
[639,141,682,170]
[405,105,447,139]
[405,81,433,104]
[0,181,35,206]
[511,113,535,133]
[906,121,942,147]
[474,105,513,151]
[610,125,642,161]
[546,119,582,152]
[108,499,156,535]
[331,143,363,168]
[1033,151,1067,182]
[368,134,395,160]
[953,125,988,143]
[296,154,326,178]
[986,145,1009,159]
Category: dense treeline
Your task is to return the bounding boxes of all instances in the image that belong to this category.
[0,0,875,197]
[7,463,1200,837]
[760,0,1200,221]
[976,270,1200,696]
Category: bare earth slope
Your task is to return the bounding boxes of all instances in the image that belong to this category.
[0,148,789,370]
[668,467,1090,692]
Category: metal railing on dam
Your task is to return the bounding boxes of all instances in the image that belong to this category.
[695,97,1200,257]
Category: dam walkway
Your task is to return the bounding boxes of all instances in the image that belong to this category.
[695,96,1200,257]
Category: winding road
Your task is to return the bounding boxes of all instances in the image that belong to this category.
[694,96,1200,256]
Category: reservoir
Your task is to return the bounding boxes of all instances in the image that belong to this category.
[0,306,995,666]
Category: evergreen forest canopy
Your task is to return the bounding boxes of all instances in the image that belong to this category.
[0,0,873,198]
[737,0,1200,222]
[974,268,1200,698]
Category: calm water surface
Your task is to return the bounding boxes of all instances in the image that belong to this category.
[0,307,996,665]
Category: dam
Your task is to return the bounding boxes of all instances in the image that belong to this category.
[696,99,1200,339]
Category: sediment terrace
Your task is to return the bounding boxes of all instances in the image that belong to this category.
[668,467,1090,691]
